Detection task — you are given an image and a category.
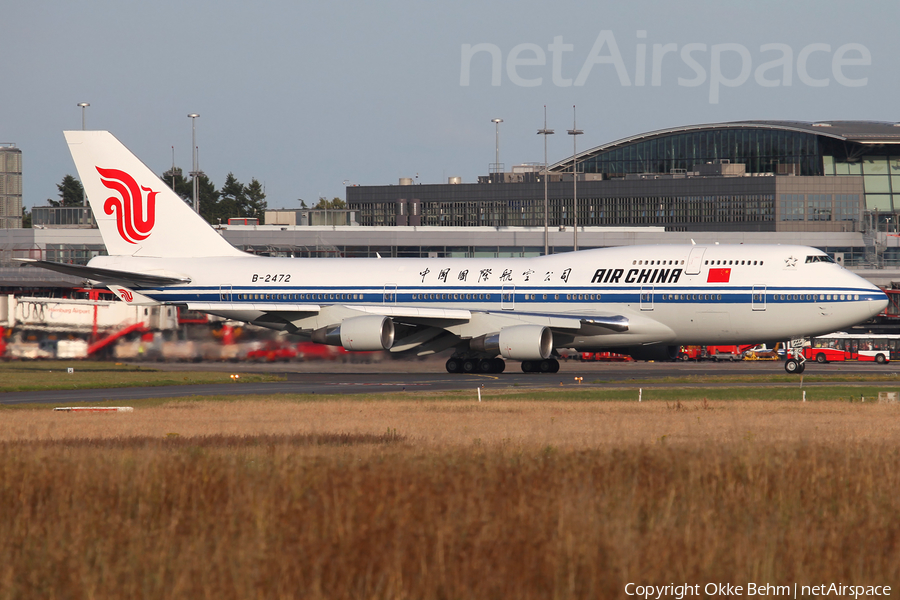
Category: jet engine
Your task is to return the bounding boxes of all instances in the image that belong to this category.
[312,315,395,351]
[472,324,553,361]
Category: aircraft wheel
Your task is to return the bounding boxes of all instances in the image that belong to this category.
[521,360,534,373]
[492,358,506,373]
[446,358,461,374]
[539,359,554,373]
[479,359,495,373]
[784,359,800,374]
[462,359,478,373]
[549,359,560,373]
[876,353,887,364]
[815,353,827,364]
[797,362,806,373]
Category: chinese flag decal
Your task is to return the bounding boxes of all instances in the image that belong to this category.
[707,268,731,283]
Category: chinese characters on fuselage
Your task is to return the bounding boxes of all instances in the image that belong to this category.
[418,266,682,285]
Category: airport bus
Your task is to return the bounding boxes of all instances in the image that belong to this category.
[803,333,896,364]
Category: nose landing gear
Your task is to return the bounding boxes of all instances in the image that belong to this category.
[784,357,805,374]
[784,342,807,374]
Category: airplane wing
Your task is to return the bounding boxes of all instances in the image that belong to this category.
[21,260,657,358]
[18,259,192,287]
[190,300,639,356]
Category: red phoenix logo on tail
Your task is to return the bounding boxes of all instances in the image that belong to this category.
[96,167,158,244]
[117,289,134,302]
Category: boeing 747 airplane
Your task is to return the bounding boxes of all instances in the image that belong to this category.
[25,131,888,374]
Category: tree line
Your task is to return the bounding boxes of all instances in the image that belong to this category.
[43,170,268,225]
[37,171,347,227]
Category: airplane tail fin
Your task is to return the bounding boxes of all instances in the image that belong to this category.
[64,130,245,258]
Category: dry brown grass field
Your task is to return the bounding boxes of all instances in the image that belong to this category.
[1,396,899,599]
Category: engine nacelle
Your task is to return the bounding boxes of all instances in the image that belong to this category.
[623,344,680,362]
[311,315,394,351]
[474,324,553,361]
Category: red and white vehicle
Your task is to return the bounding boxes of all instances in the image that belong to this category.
[580,351,632,362]
[804,333,894,364]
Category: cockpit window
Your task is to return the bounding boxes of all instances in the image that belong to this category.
[805,255,835,264]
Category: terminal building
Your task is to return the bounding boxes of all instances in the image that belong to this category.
[347,121,900,234]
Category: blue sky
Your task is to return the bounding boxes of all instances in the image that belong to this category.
[2,0,897,210]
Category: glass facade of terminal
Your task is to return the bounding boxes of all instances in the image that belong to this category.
[568,126,899,216]
[823,155,900,215]
[350,178,858,231]
[578,128,821,177]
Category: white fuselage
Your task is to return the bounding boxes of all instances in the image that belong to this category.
[92,243,887,350]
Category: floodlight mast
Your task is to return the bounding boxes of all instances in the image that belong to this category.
[491,118,503,177]
[77,103,90,130]
[188,113,200,214]
[537,106,554,256]
[567,106,583,252]
[77,103,90,206]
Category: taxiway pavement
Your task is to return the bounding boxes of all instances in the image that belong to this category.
[1,358,896,406]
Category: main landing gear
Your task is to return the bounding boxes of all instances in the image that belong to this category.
[520,359,560,373]
[446,357,506,374]
[444,357,560,374]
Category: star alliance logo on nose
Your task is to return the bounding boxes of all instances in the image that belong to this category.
[785,256,798,268]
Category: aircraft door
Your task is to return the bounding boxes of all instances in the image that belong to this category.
[640,285,654,311]
[383,284,397,304]
[752,285,766,311]
[501,285,515,310]
[219,285,233,302]
[685,247,706,275]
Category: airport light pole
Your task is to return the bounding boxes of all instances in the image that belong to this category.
[567,105,583,252]
[537,106,554,256]
[188,113,200,214]
[491,118,503,178]
[77,103,90,130]
[171,146,176,190]
[77,103,91,207]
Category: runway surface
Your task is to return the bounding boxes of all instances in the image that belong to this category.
[2,358,897,406]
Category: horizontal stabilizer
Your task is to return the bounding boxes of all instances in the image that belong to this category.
[18,259,191,287]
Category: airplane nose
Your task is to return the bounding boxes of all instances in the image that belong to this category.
[872,292,889,314]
